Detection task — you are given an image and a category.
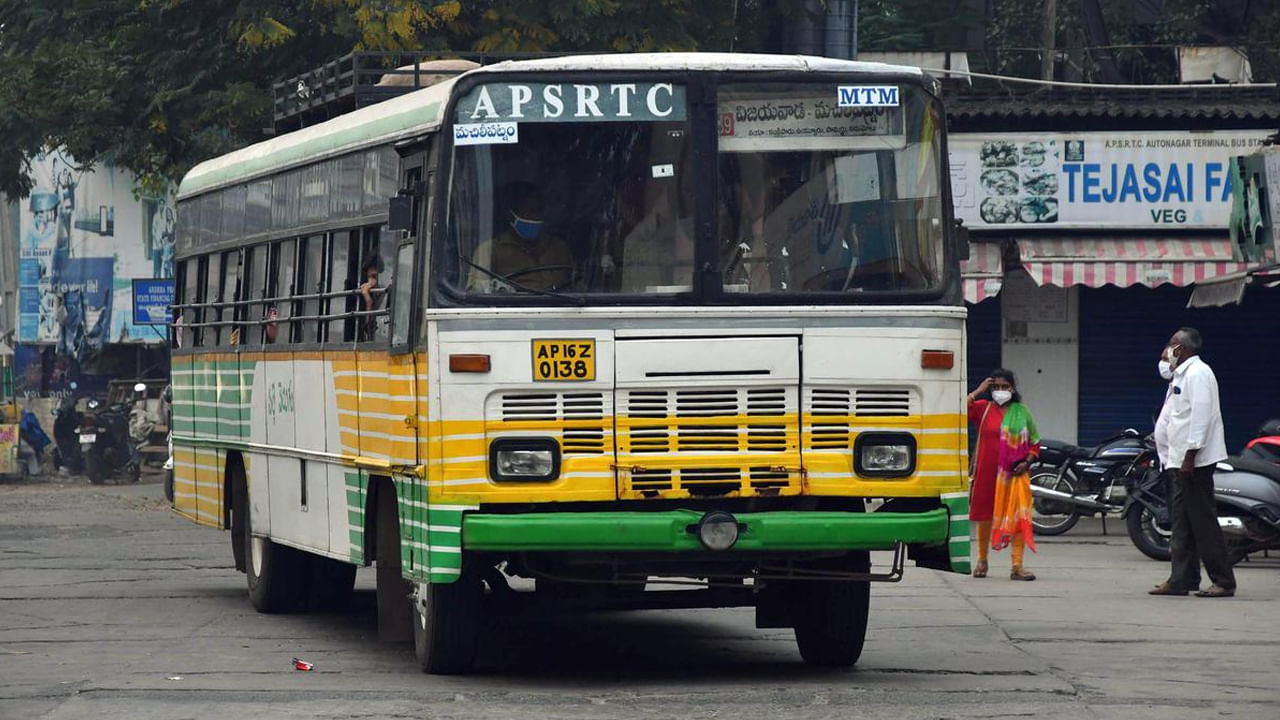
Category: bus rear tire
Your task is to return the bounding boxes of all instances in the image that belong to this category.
[375,487,413,642]
[792,553,871,668]
[233,466,303,613]
[413,573,482,674]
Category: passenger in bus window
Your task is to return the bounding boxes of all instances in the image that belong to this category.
[468,182,572,292]
[358,256,384,341]
[264,306,279,343]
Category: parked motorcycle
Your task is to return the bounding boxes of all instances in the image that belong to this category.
[1123,457,1280,564]
[1240,419,1280,464]
[78,383,148,485]
[52,383,86,474]
[1028,429,1154,535]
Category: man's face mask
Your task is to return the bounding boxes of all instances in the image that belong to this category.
[511,211,544,241]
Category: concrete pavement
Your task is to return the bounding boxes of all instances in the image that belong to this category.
[2,476,1278,719]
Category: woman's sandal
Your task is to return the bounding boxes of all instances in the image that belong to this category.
[972,560,988,578]
[1010,565,1036,581]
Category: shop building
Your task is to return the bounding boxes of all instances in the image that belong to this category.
[950,85,1280,450]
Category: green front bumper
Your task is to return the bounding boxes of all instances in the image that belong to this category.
[462,508,950,553]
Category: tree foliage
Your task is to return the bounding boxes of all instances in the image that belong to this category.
[982,0,1280,83]
[5,0,1280,197]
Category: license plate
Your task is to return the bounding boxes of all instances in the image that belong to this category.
[79,433,97,444]
[532,339,596,381]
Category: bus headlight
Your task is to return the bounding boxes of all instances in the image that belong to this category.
[854,432,916,477]
[489,438,560,482]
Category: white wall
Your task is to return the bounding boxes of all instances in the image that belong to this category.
[1000,271,1079,444]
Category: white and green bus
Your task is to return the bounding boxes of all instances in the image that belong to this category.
[172,53,971,674]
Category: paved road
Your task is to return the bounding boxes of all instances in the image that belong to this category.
[2,476,1279,719]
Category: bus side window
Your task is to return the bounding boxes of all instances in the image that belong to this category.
[264,240,294,345]
[357,226,393,343]
[201,253,223,347]
[178,259,198,348]
[299,234,325,344]
[246,245,269,345]
[329,230,358,343]
[240,246,259,345]
[220,249,242,346]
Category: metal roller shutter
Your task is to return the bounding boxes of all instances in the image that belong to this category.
[966,298,1002,393]
[1079,285,1280,451]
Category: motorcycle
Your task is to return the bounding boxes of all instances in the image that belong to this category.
[78,383,148,485]
[1122,457,1280,564]
[1240,419,1280,464]
[52,383,87,474]
[1028,429,1155,535]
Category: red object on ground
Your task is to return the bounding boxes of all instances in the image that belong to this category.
[292,657,313,671]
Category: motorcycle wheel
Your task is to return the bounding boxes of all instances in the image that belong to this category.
[1126,505,1171,561]
[86,453,105,485]
[1030,471,1081,536]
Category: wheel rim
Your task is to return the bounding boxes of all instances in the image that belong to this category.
[250,536,265,576]
[1030,474,1076,529]
[1142,508,1172,544]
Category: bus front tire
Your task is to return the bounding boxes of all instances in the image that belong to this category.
[234,468,303,613]
[791,554,871,668]
[413,574,482,674]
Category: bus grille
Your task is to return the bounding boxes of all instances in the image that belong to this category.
[618,386,798,498]
[494,392,607,455]
[807,386,913,450]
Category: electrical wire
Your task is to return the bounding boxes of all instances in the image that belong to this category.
[914,65,1277,89]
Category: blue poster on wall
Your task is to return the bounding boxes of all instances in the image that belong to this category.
[132,279,175,325]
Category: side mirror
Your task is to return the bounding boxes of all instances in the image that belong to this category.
[388,194,414,232]
[954,220,971,262]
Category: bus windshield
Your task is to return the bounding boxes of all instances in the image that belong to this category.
[717,83,946,295]
[442,78,946,300]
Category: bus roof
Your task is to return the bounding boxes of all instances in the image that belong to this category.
[177,52,926,200]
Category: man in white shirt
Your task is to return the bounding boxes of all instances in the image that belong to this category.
[1150,327,1236,598]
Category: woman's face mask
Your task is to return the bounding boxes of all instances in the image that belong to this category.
[511,211,544,241]
[992,389,1013,406]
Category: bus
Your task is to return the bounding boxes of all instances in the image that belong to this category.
[170,53,972,674]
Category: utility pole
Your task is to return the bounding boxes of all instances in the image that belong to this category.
[1040,0,1057,80]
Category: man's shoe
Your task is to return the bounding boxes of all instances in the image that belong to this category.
[1148,581,1189,596]
[1194,584,1235,598]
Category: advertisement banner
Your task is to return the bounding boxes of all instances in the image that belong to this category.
[16,150,175,349]
[132,279,175,325]
[949,130,1271,230]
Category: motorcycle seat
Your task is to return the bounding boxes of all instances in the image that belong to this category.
[1220,455,1280,485]
[1039,438,1096,460]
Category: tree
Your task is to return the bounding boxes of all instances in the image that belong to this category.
[0,0,463,197]
[0,0,780,197]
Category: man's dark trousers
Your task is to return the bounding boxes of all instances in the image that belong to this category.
[1169,465,1237,591]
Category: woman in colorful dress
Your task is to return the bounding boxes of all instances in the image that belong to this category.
[967,369,1040,580]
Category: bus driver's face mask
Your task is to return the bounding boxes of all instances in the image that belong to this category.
[511,211,544,241]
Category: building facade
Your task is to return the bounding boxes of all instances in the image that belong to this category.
[952,86,1280,450]
[2,150,173,441]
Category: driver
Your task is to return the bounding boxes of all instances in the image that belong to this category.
[468,182,572,292]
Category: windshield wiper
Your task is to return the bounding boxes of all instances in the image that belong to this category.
[457,256,586,306]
